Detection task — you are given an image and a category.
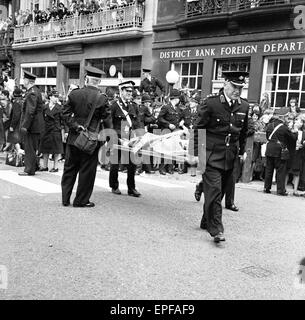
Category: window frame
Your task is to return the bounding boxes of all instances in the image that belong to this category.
[261,56,305,109]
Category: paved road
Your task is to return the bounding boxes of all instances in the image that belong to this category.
[0,153,305,300]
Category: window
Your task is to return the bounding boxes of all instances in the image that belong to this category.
[173,62,204,92]
[20,62,57,93]
[215,58,251,81]
[262,57,305,109]
[87,56,142,79]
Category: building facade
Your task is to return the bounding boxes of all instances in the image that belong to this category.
[153,0,305,109]
[12,0,157,94]
[0,0,17,67]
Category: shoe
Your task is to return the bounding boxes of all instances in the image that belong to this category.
[263,189,271,194]
[225,204,239,212]
[112,188,122,195]
[73,202,95,208]
[38,167,48,172]
[62,202,70,207]
[18,172,35,176]
[277,191,288,196]
[128,189,141,197]
[200,223,207,230]
[194,184,202,202]
[159,170,166,175]
[145,171,155,174]
[49,168,59,173]
[168,171,174,175]
[178,170,184,175]
[214,232,226,243]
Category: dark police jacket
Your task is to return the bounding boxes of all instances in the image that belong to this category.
[158,103,182,130]
[265,118,296,158]
[10,97,23,131]
[110,98,141,139]
[192,92,249,171]
[138,104,158,132]
[20,85,44,134]
[63,86,111,146]
[139,77,165,97]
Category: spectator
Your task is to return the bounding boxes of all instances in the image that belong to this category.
[39,90,64,173]
[288,114,305,196]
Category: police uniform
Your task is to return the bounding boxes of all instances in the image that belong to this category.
[191,71,249,242]
[158,89,182,174]
[139,68,165,99]
[61,66,111,207]
[19,71,44,176]
[109,80,142,196]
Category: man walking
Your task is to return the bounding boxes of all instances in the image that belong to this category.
[190,71,249,243]
[61,66,111,208]
[19,71,44,176]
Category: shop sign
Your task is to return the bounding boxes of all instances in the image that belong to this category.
[159,40,305,60]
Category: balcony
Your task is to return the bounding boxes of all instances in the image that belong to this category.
[185,0,290,17]
[0,28,14,61]
[176,0,292,35]
[13,3,144,50]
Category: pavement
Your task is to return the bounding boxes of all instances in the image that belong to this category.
[0,151,305,300]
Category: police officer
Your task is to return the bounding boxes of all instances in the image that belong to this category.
[61,66,111,208]
[158,88,182,175]
[137,94,158,174]
[190,71,249,243]
[19,71,44,176]
[139,68,165,100]
[109,80,142,197]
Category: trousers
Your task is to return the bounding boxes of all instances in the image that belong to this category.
[264,156,287,194]
[61,144,99,205]
[23,133,40,175]
[200,165,234,237]
[109,149,137,190]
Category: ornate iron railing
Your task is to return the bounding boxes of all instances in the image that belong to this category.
[14,3,144,44]
[185,0,290,17]
[0,28,14,47]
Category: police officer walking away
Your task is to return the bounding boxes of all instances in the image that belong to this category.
[61,66,111,208]
[109,80,142,197]
[190,71,249,243]
[139,68,165,100]
[19,71,44,176]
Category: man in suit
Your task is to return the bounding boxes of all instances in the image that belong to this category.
[189,71,250,243]
[61,66,111,208]
[109,80,142,197]
[139,68,165,100]
[19,71,44,176]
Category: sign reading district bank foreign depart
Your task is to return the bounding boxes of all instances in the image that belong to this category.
[159,40,305,60]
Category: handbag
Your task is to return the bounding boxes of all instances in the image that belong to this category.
[5,149,24,167]
[73,94,101,155]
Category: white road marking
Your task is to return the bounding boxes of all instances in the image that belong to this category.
[0,171,61,194]
[0,169,185,195]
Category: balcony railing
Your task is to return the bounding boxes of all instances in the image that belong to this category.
[185,0,290,17]
[14,3,144,44]
[0,28,14,47]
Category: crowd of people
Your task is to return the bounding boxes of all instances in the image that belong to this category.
[1,65,305,199]
[246,96,305,196]
[15,0,144,26]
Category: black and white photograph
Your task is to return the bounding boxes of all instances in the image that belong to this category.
[0,0,305,306]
